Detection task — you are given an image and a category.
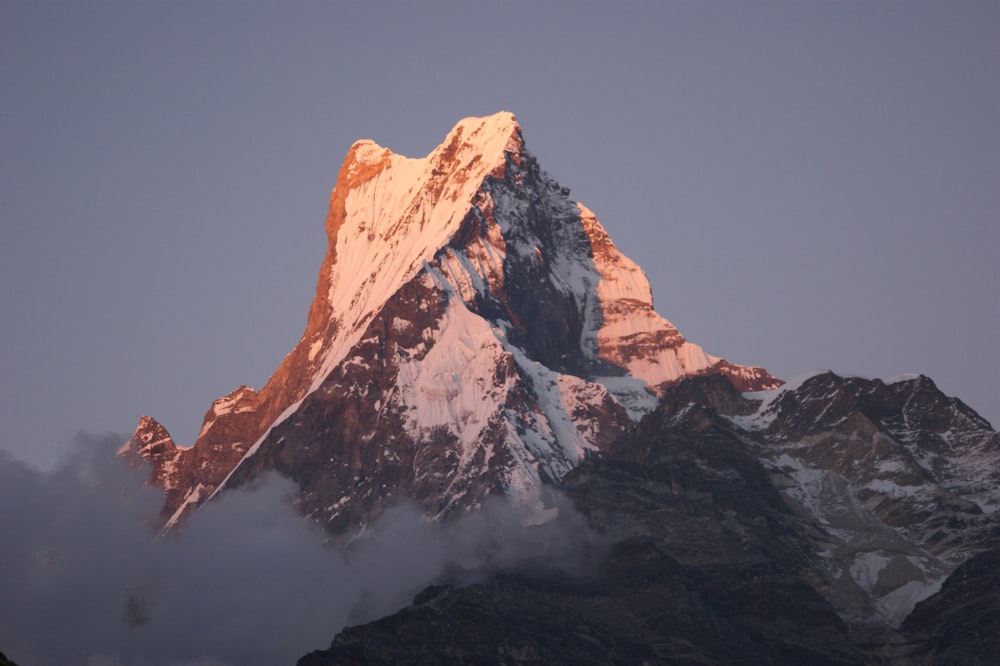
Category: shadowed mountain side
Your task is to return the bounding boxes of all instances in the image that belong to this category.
[299,372,999,663]
[299,541,863,666]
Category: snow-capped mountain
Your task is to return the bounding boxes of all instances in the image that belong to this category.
[120,112,1000,660]
[122,112,779,529]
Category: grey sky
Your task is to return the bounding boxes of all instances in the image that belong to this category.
[2,1,997,468]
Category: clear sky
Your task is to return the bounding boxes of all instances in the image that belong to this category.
[2,1,997,469]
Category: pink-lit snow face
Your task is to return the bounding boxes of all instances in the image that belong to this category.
[315,113,523,390]
[142,112,777,525]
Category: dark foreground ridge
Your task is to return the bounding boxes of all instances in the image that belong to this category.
[300,372,1000,664]
[300,546,864,665]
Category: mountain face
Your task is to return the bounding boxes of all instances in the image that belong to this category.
[300,371,1000,664]
[121,112,998,660]
[122,112,779,529]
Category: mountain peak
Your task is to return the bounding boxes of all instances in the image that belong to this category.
[126,112,780,528]
[432,111,521,163]
[344,139,391,171]
[344,112,519,175]
[442,111,520,147]
[314,113,529,392]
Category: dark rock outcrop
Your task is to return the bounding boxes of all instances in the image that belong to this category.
[299,372,999,663]
[900,548,1000,664]
[300,540,863,666]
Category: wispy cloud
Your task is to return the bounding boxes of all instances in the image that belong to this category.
[0,434,599,665]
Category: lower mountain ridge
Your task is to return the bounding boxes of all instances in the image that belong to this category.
[299,371,999,664]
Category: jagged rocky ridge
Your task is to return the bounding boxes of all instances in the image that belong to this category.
[300,371,1000,664]
[122,112,778,530]
[121,112,999,659]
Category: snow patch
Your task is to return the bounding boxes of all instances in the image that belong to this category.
[769,453,833,523]
[507,346,607,466]
[307,337,323,362]
[847,551,946,627]
[395,297,513,465]
[866,478,921,498]
[164,483,206,530]
[592,375,659,421]
[849,551,891,592]
[876,576,946,628]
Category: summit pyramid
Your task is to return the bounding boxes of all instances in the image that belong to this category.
[122,112,780,530]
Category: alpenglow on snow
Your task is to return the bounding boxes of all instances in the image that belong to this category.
[121,112,781,530]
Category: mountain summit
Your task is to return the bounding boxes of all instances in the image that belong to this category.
[117,112,1000,663]
[123,112,780,529]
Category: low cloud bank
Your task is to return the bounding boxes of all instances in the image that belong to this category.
[0,434,601,666]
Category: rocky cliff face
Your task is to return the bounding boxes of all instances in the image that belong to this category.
[300,372,999,663]
[122,112,779,529]
[730,371,1000,631]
